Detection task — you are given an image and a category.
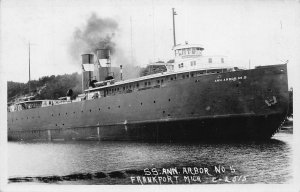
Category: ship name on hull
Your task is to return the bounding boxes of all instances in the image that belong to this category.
[214,76,247,83]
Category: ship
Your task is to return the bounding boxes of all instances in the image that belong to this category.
[7,9,289,141]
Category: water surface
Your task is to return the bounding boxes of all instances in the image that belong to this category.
[8,131,293,184]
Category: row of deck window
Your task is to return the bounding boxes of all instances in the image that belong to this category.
[102,69,228,97]
[179,58,225,69]
[175,48,203,56]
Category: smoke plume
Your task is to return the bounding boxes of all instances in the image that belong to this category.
[69,13,118,60]
[69,13,143,80]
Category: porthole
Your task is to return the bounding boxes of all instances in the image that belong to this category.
[154,101,156,103]
[168,99,171,102]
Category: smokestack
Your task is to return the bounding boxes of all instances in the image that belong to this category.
[81,54,94,91]
[95,49,113,81]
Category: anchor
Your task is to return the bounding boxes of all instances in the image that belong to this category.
[265,96,277,107]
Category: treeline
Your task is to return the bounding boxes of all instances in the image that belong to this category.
[7,73,82,102]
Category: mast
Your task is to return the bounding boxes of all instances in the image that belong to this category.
[28,42,31,94]
[130,16,133,65]
[172,8,177,47]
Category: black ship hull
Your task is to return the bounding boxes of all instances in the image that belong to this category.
[8,64,289,141]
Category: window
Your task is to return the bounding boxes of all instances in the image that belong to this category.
[221,58,224,63]
[182,49,186,55]
[208,58,212,63]
[187,48,191,54]
[192,48,196,54]
[190,61,196,66]
[178,49,182,56]
[178,63,184,68]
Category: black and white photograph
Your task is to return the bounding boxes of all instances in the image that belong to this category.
[0,0,299,191]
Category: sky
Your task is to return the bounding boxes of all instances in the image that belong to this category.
[1,0,300,87]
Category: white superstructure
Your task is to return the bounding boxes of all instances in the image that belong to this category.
[167,43,230,72]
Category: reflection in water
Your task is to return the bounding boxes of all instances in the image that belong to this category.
[8,132,292,184]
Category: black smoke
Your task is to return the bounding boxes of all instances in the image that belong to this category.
[69,13,143,80]
[69,13,118,60]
